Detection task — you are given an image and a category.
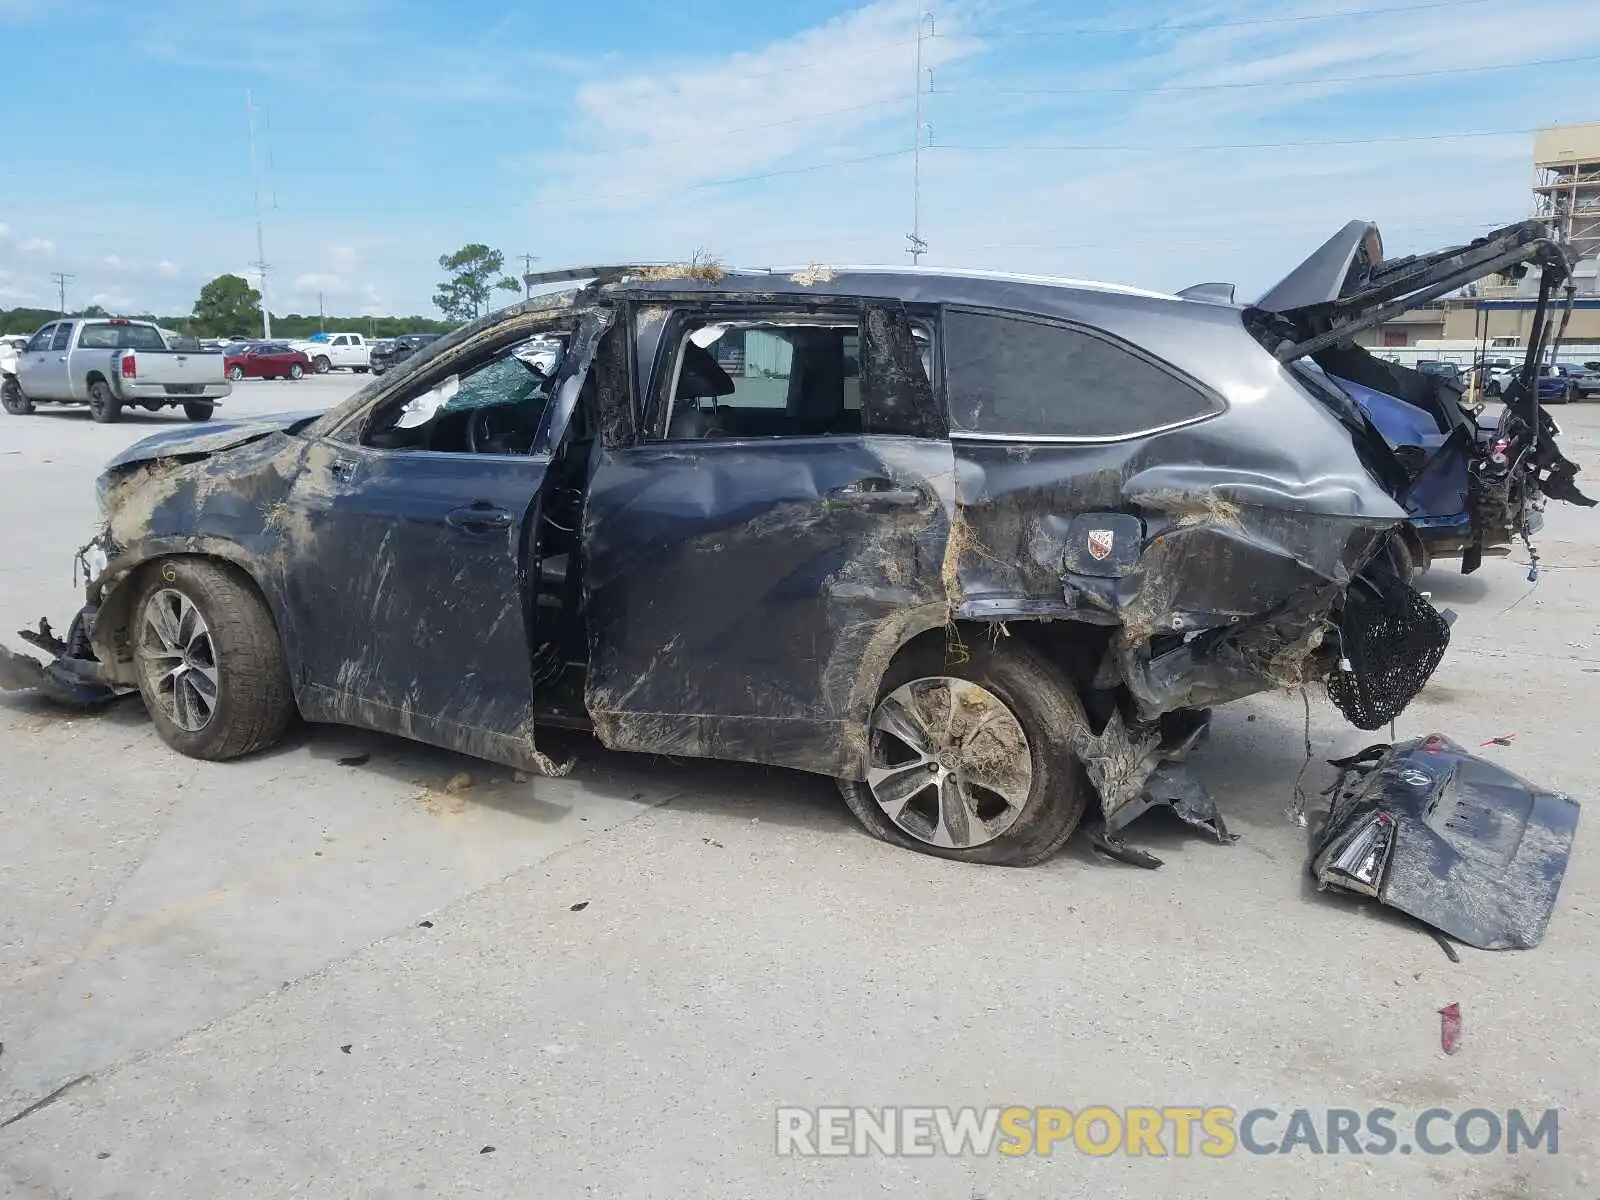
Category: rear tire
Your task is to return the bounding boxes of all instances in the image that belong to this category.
[131,558,294,761]
[1,378,32,415]
[87,379,121,423]
[837,637,1092,866]
[183,402,215,422]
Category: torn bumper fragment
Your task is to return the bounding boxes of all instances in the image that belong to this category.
[0,610,125,707]
[1311,735,1580,950]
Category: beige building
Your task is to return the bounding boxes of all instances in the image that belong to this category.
[1535,122,1600,263]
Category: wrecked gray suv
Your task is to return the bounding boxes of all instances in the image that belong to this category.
[2,224,1588,869]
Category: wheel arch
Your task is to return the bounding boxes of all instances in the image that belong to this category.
[91,543,296,690]
[838,614,1110,780]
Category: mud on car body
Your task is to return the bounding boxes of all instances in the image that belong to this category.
[1,226,1590,869]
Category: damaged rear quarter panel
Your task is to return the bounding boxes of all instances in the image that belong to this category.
[943,298,1406,726]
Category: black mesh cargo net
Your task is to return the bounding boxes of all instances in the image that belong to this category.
[1326,580,1451,731]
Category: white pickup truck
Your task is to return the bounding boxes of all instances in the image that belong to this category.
[288,331,372,374]
[1,318,231,423]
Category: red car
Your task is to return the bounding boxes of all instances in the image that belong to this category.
[222,341,312,381]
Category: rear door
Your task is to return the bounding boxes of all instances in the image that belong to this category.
[580,299,952,778]
[282,309,610,769]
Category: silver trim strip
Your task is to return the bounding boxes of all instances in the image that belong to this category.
[948,411,1222,445]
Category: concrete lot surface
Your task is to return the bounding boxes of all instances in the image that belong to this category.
[2,377,1598,1198]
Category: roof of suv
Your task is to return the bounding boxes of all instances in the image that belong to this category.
[607,265,1223,330]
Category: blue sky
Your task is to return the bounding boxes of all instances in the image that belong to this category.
[1,0,1598,318]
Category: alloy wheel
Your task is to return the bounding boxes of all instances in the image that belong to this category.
[137,588,220,733]
[865,677,1033,849]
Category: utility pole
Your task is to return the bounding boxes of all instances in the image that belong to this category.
[50,272,76,316]
[907,9,935,264]
[318,291,325,333]
[520,252,541,300]
[246,91,273,339]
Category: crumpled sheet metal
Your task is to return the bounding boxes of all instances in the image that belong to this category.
[1069,707,1236,862]
[1311,735,1580,950]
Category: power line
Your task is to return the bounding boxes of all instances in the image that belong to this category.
[943,52,1600,97]
[272,146,916,219]
[608,0,1498,86]
[970,0,1495,39]
[933,127,1535,154]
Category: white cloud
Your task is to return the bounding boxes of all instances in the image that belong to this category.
[155,260,181,279]
[539,0,985,206]
[90,290,134,311]
[16,236,54,256]
[522,0,1600,299]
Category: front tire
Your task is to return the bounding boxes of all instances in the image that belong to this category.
[131,559,294,760]
[87,379,122,423]
[1,378,32,414]
[313,355,331,374]
[837,638,1092,866]
[183,401,215,422]
[227,365,245,381]
[289,363,304,380]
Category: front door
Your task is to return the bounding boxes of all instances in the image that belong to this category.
[582,301,953,778]
[283,311,608,767]
[24,323,71,400]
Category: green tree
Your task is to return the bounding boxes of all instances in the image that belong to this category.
[433,244,519,322]
[191,274,262,336]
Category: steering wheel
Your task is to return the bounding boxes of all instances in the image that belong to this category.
[466,405,517,454]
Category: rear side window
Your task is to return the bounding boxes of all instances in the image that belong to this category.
[944,308,1220,438]
[76,323,167,350]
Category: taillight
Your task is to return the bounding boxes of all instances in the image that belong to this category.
[120,353,137,378]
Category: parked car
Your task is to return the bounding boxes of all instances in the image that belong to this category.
[1535,363,1582,404]
[1549,362,1600,399]
[2,317,230,422]
[288,331,371,374]
[1414,359,1463,387]
[370,332,441,375]
[1,222,1590,876]
[223,341,312,381]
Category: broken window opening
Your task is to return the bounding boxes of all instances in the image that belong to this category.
[650,311,935,443]
[358,326,577,457]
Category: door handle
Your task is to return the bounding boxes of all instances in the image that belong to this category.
[56,356,67,362]
[330,457,358,481]
[826,480,926,507]
[446,503,513,532]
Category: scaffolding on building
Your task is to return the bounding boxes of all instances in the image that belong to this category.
[1534,122,1600,264]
